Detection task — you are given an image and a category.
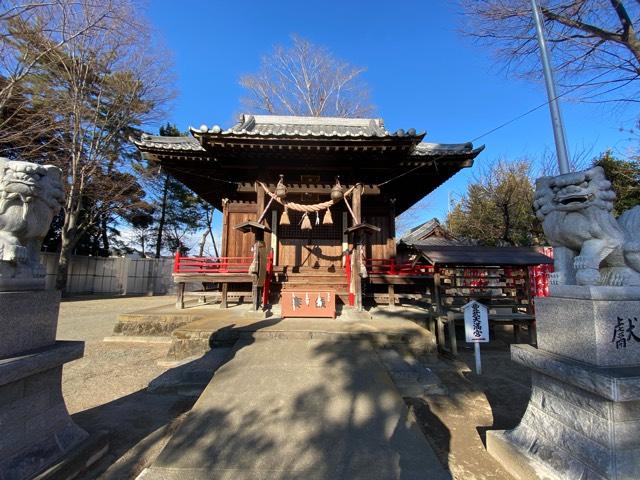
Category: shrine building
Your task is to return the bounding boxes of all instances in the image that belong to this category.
[134,114,484,312]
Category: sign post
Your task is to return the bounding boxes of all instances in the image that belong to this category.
[463,300,489,375]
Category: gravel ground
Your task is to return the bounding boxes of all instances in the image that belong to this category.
[58,295,199,479]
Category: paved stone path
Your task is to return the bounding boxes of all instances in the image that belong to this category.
[139,337,450,480]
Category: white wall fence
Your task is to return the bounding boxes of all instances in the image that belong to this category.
[40,253,175,295]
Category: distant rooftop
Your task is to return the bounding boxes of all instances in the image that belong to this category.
[402,218,463,246]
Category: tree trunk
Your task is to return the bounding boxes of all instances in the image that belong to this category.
[198,229,209,257]
[155,175,170,258]
[56,222,76,292]
[100,214,109,254]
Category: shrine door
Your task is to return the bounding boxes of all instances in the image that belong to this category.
[277,210,344,267]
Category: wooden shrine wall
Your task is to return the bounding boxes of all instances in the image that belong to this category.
[220,201,396,264]
[364,212,396,261]
[221,201,271,258]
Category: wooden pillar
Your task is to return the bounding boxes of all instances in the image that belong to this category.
[388,199,397,258]
[353,184,363,311]
[271,210,278,265]
[252,238,266,311]
[352,183,362,223]
[342,212,348,267]
[176,282,185,309]
[253,183,266,310]
[220,283,228,309]
[221,199,229,257]
[255,182,265,223]
[388,199,397,307]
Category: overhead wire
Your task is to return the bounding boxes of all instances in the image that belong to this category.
[152,67,621,192]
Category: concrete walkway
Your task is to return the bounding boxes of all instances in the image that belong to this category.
[139,337,450,480]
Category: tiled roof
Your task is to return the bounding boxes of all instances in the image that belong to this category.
[190,114,425,139]
[132,134,204,152]
[402,218,464,245]
[412,142,485,157]
[412,245,553,266]
[131,115,485,159]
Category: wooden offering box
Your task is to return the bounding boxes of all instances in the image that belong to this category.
[281,289,336,318]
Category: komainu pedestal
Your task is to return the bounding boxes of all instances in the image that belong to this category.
[0,158,88,480]
[487,288,640,480]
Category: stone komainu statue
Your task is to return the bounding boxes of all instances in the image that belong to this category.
[534,166,640,287]
[0,157,64,288]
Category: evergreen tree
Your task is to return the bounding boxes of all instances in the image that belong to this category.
[446,160,543,246]
[593,152,640,216]
[133,123,207,257]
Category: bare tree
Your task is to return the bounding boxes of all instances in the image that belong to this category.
[240,35,374,117]
[460,1,640,105]
[0,1,123,159]
[4,0,174,289]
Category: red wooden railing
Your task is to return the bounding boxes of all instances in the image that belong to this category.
[365,258,434,276]
[173,251,253,274]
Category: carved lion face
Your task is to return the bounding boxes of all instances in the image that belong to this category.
[534,166,617,218]
[0,158,64,213]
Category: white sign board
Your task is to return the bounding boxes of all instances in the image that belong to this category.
[463,301,489,343]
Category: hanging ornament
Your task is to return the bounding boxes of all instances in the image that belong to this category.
[331,176,344,202]
[323,207,333,225]
[315,211,320,226]
[280,206,290,225]
[276,174,287,199]
[301,212,312,230]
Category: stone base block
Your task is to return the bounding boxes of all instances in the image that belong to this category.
[0,341,87,480]
[536,292,640,367]
[489,345,640,480]
[0,290,61,358]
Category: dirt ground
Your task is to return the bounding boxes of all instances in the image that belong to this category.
[411,340,532,480]
[58,296,531,479]
[59,296,199,479]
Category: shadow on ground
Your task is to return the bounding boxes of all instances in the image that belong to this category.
[147,323,450,479]
[74,313,531,479]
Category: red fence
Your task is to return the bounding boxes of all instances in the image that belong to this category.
[173,252,253,274]
[365,258,434,276]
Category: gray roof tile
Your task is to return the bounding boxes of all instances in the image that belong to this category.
[132,134,204,151]
[191,114,424,139]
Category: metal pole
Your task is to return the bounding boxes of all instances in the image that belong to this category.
[530,0,571,175]
[474,342,482,375]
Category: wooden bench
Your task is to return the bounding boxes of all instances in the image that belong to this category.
[436,309,536,356]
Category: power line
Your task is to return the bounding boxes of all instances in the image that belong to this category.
[162,70,617,192]
[470,69,612,143]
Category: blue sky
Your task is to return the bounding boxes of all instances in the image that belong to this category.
[145,0,635,237]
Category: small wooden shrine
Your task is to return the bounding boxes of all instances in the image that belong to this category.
[134,114,484,311]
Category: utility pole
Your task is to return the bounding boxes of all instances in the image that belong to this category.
[530,0,571,175]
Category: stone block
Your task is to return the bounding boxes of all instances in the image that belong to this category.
[511,344,640,402]
[490,345,640,479]
[0,344,87,479]
[536,294,640,367]
[0,290,61,358]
